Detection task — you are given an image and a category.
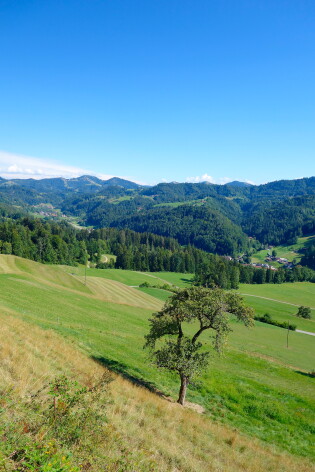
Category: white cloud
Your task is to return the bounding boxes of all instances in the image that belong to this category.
[186,173,216,184]
[0,150,148,184]
[0,150,109,180]
[0,150,148,185]
[185,174,233,184]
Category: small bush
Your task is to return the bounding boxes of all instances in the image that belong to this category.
[296,306,312,319]
[139,281,150,287]
[139,281,178,292]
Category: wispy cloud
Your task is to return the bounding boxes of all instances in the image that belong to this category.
[0,150,147,184]
[185,174,233,185]
[0,150,109,180]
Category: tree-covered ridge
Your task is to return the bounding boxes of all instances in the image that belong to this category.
[111,205,248,256]
[0,175,314,253]
[242,195,315,245]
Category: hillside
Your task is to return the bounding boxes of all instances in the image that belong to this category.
[2,313,313,471]
[0,176,315,258]
[0,255,314,467]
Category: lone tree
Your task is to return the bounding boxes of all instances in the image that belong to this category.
[296,306,312,319]
[144,286,254,406]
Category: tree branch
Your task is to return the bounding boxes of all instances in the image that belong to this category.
[192,324,209,344]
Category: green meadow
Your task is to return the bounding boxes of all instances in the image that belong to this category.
[238,282,315,332]
[0,256,314,459]
[239,282,315,307]
[61,265,194,287]
[251,233,315,267]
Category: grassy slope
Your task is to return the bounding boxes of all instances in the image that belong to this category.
[2,315,313,472]
[0,256,314,460]
[239,282,315,307]
[238,282,315,332]
[60,265,194,287]
[137,286,172,302]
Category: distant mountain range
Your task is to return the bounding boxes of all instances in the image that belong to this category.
[0,174,314,257]
[0,174,256,190]
[0,175,142,192]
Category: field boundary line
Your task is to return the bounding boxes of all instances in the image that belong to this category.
[240,293,315,310]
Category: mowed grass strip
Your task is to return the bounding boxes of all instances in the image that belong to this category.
[86,277,163,310]
[60,265,194,288]
[0,259,314,458]
[137,286,172,302]
[0,256,162,310]
[0,255,90,293]
[60,266,165,286]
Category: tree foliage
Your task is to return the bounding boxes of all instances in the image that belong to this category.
[144,287,254,405]
[296,306,312,319]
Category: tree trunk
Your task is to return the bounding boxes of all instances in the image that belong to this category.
[177,374,188,406]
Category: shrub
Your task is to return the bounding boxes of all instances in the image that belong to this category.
[0,373,112,471]
[255,313,296,331]
[296,306,312,319]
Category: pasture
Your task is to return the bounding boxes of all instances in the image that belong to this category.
[0,256,314,459]
[2,315,313,472]
[238,282,315,332]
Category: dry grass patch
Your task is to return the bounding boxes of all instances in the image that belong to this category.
[109,377,314,472]
[0,311,313,472]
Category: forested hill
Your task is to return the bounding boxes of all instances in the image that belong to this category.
[0,175,314,257]
[111,205,247,255]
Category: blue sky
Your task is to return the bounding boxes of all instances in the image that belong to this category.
[0,0,314,184]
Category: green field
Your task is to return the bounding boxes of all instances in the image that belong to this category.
[61,265,194,287]
[239,282,315,307]
[137,286,172,302]
[238,283,315,332]
[147,271,194,287]
[1,256,314,459]
[251,233,315,267]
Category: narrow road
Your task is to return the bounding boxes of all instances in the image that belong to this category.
[296,329,315,336]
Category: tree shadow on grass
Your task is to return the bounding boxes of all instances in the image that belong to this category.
[92,355,167,397]
[294,370,315,379]
[304,235,315,248]
[180,277,194,285]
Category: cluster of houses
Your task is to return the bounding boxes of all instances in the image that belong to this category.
[251,262,277,270]
[223,255,278,270]
[265,255,294,269]
[223,253,295,270]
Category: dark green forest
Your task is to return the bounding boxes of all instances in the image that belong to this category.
[0,175,314,276]
[0,210,314,288]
